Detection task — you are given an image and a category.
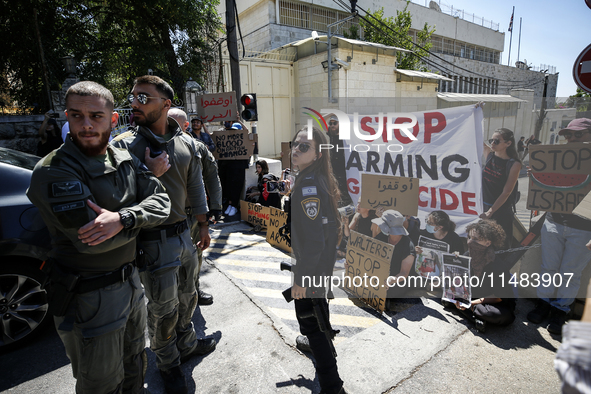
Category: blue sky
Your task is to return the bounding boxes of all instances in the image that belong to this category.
[428,0,591,98]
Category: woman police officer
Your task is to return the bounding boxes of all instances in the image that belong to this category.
[289,126,346,394]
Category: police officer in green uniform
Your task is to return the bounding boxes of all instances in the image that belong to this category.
[113,76,215,394]
[169,108,222,305]
[27,81,171,394]
[289,127,347,394]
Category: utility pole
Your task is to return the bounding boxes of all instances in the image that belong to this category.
[225,0,241,113]
[534,73,549,140]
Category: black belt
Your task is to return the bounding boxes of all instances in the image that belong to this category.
[77,263,134,293]
[140,220,188,241]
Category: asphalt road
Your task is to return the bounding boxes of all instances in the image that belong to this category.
[0,216,564,394]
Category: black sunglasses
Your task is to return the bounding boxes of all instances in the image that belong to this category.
[329,121,338,126]
[292,141,312,153]
[562,130,590,139]
[488,138,503,145]
[127,93,167,105]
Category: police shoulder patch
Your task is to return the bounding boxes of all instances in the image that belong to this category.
[301,186,317,196]
[51,181,83,197]
[301,197,320,220]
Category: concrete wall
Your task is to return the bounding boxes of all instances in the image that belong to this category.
[433,53,559,100]
[0,115,62,155]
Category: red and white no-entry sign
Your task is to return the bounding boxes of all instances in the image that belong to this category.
[573,43,591,94]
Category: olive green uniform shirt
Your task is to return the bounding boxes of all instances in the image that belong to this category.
[26,137,171,273]
[113,118,208,224]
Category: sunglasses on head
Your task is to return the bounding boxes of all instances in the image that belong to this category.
[292,141,312,153]
[127,93,167,105]
[562,130,590,139]
[488,138,503,145]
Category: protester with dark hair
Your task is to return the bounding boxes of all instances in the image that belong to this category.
[345,202,377,238]
[246,159,281,208]
[37,112,63,157]
[113,75,216,393]
[190,117,215,152]
[418,210,465,254]
[289,126,346,394]
[27,81,171,393]
[481,128,522,248]
[450,219,515,333]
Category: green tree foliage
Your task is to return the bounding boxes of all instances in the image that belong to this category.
[0,0,222,113]
[562,88,591,111]
[345,3,435,71]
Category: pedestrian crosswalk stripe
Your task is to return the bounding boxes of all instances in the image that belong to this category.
[245,287,371,307]
[210,237,272,248]
[268,307,380,329]
[214,259,283,270]
[208,248,287,258]
[226,270,292,284]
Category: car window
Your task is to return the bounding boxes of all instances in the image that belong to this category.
[0,148,40,170]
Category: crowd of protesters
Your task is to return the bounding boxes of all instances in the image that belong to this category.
[28,80,591,394]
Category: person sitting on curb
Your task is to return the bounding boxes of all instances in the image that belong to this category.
[445,219,516,333]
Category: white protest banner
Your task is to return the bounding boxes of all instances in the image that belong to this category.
[342,105,484,235]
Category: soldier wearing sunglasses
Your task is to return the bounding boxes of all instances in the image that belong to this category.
[527,118,591,335]
[114,76,216,394]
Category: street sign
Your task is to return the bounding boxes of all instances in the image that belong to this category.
[573,43,591,94]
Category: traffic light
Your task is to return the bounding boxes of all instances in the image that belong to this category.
[240,93,258,121]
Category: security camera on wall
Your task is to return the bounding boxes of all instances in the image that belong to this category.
[311,31,319,41]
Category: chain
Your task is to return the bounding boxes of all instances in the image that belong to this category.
[494,243,541,254]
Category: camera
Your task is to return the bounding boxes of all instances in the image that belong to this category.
[266,181,286,193]
[50,113,60,118]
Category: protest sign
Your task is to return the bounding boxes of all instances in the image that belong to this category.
[343,105,485,235]
[212,129,257,160]
[266,207,292,253]
[441,253,471,309]
[359,174,419,215]
[573,190,591,220]
[240,200,270,228]
[527,142,591,214]
[344,231,393,312]
[196,92,237,123]
[414,235,449,279]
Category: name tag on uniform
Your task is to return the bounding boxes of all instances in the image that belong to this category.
[52,181,83,197]
[302,186,317,196]
[52,200,85,213]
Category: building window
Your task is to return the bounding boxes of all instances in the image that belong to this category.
[279,0,359,34]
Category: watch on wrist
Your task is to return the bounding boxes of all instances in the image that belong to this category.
[119,210,135,229]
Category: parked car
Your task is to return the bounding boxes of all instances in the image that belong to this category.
[0,147,51,352]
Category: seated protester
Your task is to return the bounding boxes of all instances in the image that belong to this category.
[371,210,417,308]
[346,202,377,238]
[245,160,281,208]
[418,210,465,254]
[404,215,421,246]
[450,219,516,333]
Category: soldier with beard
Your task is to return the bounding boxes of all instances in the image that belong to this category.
[113,76,215,394]
[27,81,171,393]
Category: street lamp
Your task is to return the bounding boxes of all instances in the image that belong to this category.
[61,55,77,78]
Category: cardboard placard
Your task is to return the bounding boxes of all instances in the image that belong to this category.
[344,231,393,312]
[196,92,238,123]
[573,190,591,221]
[527,143,591,214]
[359,174,419,216]
[212,129,257,160]
[240,200,270,228]
[266,207,292,253]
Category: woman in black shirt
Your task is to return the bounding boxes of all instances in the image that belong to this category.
[418,210,465,254]
[481,128,522,248]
